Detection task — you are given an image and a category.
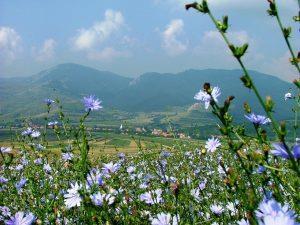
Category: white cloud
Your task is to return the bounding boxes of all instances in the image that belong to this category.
[34,38,56,61]
[195,30,251,57]
[0,26,22,62]
[261,51,298,81]
[195,30,297,81]
[193,30,267,70]
[72,9,124,50]
[87,47,130,61]
[203,30,249,46]
[162,19,187,56]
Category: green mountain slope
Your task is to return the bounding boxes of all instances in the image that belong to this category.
[0,63,293,121]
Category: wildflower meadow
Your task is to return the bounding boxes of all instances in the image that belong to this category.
[1,1,300,224]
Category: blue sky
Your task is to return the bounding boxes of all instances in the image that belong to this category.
[0,0,299,80]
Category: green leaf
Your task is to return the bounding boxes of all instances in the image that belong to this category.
[267,2,277,16]
[283,27,292,38]
[185,1,209,13]
[230,43,248,59]
[240,75,252,89]
[217,16,229,33]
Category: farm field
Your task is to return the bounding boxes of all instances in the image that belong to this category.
[0,128,203,156]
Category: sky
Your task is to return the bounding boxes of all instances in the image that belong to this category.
[0,0,299,81]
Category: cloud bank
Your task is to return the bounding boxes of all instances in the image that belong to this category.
[0,27,22,62]
[162,19,187,56]
[72,9,124,50]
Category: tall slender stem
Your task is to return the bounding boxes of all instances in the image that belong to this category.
[206,10,300,176]
[274,0,300,75]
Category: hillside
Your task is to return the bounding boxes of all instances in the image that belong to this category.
[0,63,293,122]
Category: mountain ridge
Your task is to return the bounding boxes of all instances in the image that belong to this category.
[0,63,293,121]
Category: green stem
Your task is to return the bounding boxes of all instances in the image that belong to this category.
[294,97,300,140]
[207,10,300,176]
[79,110,91,178]
[274,0,300,75]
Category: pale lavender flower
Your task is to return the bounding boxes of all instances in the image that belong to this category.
[30,131,40,138]
[44,98,55,106]
[90,192,104,206]
[21,157,28,165]
[237,219,250,225]
[210,204,224,215]
[0,206,11,217]
[21,128,40,138]
[5,211,35,225]
[34,144,45,151]
[102,162,119,175]
[47,121,58,127]
[0,176,8,184]
[0,147,11,154]
[82,95,102,111]
[34,158,43,165]
[211,87,221,101]
[118,152,125,160]
[86,169,103,188]
[140,189,163,205]
[61,152,73,161]
[205,137,221,153]
[190,188,201,202]
[127,166,135,174]
[64,182,82,209]
[150,213,179,225]
[261,215,298,225]
[15,164,24,171]
[194,90,211,109]
[160,150,171,158]
[284,92,292,101]
[194,86,221,109]
[43,164,52,173]
[270,143,291,159]
[15,178,27,191]
[245,113,271,125]
[256,198,297,225]
[257,165,266,174]
[90,192,114,206]
[21,128,33,136]
[103,193,115,205]
[293,144,300,159]
[199,180,206,190]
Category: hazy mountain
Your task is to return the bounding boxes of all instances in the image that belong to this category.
[0,63,293,121]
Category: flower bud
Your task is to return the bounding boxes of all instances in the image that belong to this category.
[203,82,210,91]
[265,96,274,112]
[170,181,180,197]
[230,43,248,58]
[283,27,292,38]
[225,96,235,105]
[219,126,228,135]
[267,0,277,16]
[261,129,267,141]
[185,1,209,13]
[244,102,251,113]
[293,79,300,89]
[293,14,300,22]
[240,75,252,89]
[217,16,229,33]
[279,121,286,140]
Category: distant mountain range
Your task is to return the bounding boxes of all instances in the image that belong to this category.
[0,63,294,121]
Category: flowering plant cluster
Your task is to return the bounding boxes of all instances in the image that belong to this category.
[1,0,300,224]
